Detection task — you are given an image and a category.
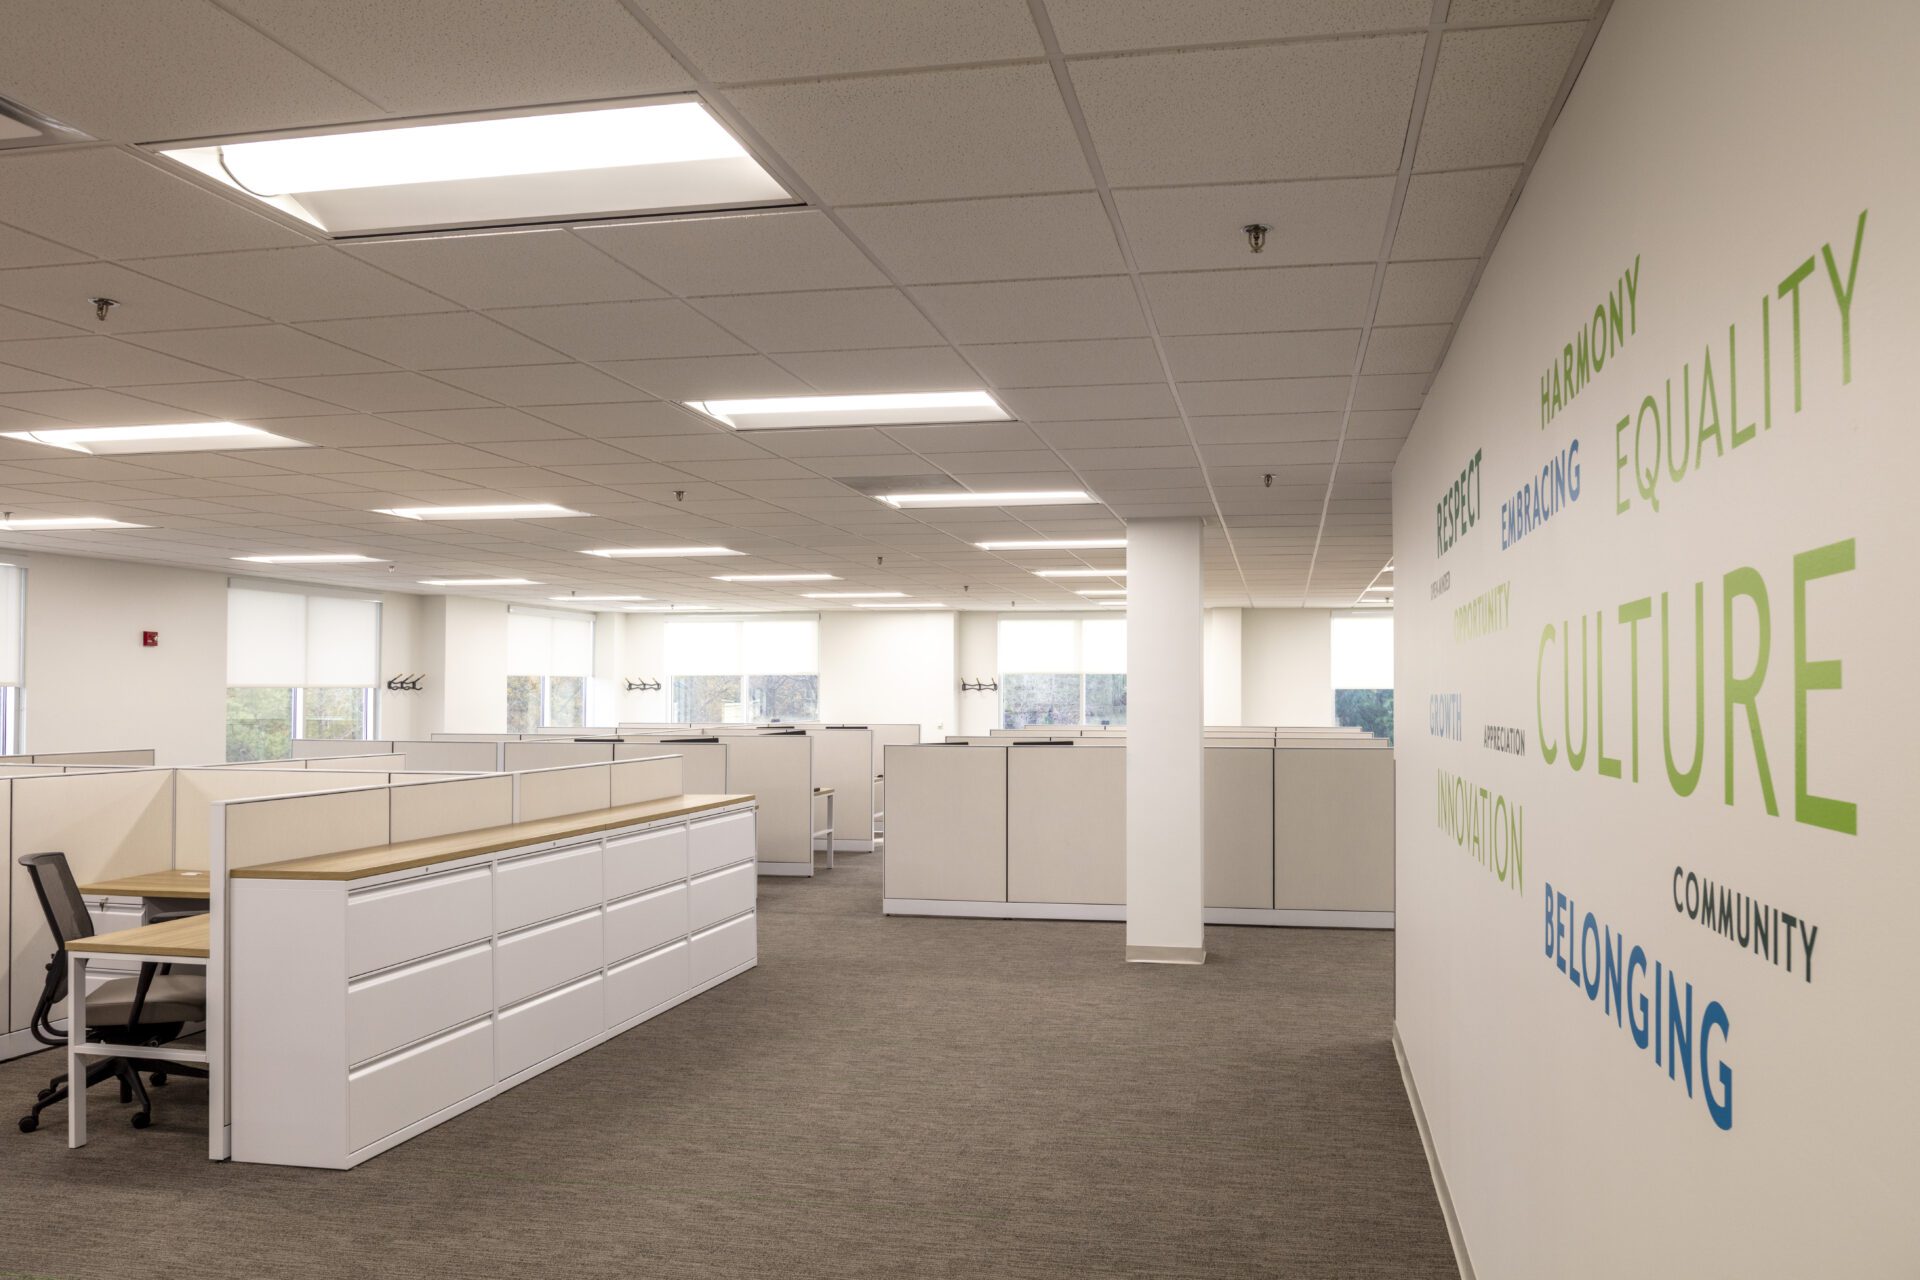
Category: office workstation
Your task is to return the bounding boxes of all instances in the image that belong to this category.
[0,2,1907,1276]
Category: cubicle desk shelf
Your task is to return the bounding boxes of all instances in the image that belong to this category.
[227,799,758,1169]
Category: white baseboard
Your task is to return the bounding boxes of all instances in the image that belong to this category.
[831,838,875,853]
[756,861,813,877]
[881,899,1393,929]
[0,1025,61,1062]
[1394,1024,1475,1280]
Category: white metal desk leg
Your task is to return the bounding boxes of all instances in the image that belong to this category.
[67,953,87,1148]
[826,793,835,869]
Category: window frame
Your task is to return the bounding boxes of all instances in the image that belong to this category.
[996,615,1128,729]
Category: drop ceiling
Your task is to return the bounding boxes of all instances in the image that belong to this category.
[0,0,1606,611]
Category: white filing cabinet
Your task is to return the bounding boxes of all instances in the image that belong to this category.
[229,802,757,1169]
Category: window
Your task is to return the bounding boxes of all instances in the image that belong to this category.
[1332,614,1395,741]
[998,617,1127,728]
[226,587,380,761]
[665,616,818,723]
[507,610,594,733]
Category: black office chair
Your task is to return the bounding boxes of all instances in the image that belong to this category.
[16,852,208,1134]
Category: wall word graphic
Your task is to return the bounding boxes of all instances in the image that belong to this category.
[1453,581,1511,641]
[1484,724,1527,756]
[1430,570,1452,600]
[1545,879,1734,1131]
[1437,769,1523,894]
[1501,439,1581,550]
[1672,865,1819,984]
[1541,255,1641,430]
[1533,538,1857,834]
[1614,212,1866,518]
[1430,693,1463,740]
[1434,448,1483,557]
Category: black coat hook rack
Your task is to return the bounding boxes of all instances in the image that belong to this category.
[385,674,425,692]
[624,678,662,692]
[960,677,998,692]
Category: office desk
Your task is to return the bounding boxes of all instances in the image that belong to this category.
[66,914,211,1150]
[78,870,211,901]
[812,787,836,869]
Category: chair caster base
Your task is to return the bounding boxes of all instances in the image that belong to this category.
[131,1112,151,1130]
[18,1115,38,1133]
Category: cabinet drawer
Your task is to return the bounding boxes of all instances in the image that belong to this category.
[347,867,492,977]
[604,883,687,966]
[688,862,755,932]
[347,942,493,1066]
[604,826,686,899]
[606,941,688,1027]
[348,1017,492,1153]
[497,974,602,1079]
[496,842,602,933]
[689,811,754,875]
[83,903,147,974]
[497,908,601,1008]
[689,911,756,987]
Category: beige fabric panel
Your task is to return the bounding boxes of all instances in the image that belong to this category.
[223,788,391,870]
[501,740,613,771]
[516,763,613,822]
[1007,746,1125,905]
[609,754,683,806]
[810,729,873,841]
[29,749,156,765]
[291,738,395,758]
[883,745,1006,901]
[174,769,371,870]
[1274,738,1390,750]
[1205,747,1275,908]
[623,742,725,793]
[1274,749,1395,911]
[723,735,810,864]
[305,753,407,771]
[392,740,499,772]
[389,774,513,843]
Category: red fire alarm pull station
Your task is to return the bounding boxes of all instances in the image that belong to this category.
[141,631,158,647]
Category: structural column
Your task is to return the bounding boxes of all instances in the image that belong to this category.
[1124,518,1206,964]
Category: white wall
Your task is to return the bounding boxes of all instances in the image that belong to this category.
[955,611,998,734]
[1241,608,1333,726]
[1203,607,1244,725]
[617,612,670,723]
[817,610,956,738]
[20,552,227,764]
[1392,1,1913,1274]
[423,596,508,734]
[376,590,423,740]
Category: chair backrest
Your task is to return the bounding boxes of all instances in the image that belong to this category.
[19,851,91,1007]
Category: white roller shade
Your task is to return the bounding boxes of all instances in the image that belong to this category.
[665,620,740,675]
[742,619,816,674]
[507,613,551,675]
[999,619,1077,672]
[1332,615,1394,688]
[1081,619,1127,674]
[550,616,593,677]
[0,565,25,686]
[228,587,379,687]
[306,595,379,686]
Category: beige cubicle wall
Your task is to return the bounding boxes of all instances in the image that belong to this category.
[882,740,1393,928]
[0,748,157,766]
[293,738,502,773]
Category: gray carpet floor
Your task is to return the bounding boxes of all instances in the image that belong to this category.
[0,853,1455,1279]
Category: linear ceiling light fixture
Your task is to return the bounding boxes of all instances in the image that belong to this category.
[0,516,147,531]
[1074,589,1127,597]
[155,98,792,238]
[583,546,741,558]
[976,538,1127,551]
[879,490,1094,509]
[801,591,907,599]
[686,391,1009,431]
[549,594,651,602]
[3,422,308,455]
[622,604,715,612]
[1034,568,1126,578]
[234,554,383,564]
[377,503,584,520]
[712,573,839,583]
[418,577,540,586]
[853,601,948,609]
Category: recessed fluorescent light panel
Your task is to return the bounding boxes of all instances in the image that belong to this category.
[0,516,146,531]
[156,98,792,238]
[712,573,839,583]
[686,391,1008,431]
[548,594,651,602]
[853,602,947,609]
[1034,568,1126,578]
[623,604,714,612]
[880,490,1094,509]
[2,422,308,455]
[1075,589,1127,597]
[377,503,583,521]
[418,577,539,586]
[801,592,907,599]
[583,546,741,558]
[234,554,382,565]
[976,538,1127,551]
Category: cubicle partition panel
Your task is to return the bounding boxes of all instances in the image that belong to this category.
[720,733,812,875]
[810,728,875,853]
[302,753,408,772]
[881,744,1007,903]
[616,740,726,794]
[291,739,395,759]
[390,774,514,842]
[1007,745,1125,906]
[500,740,613,772]
[1203,745,1278,911]
[514,762,614,822]
[392,740,500,773]
[9,748,158,766]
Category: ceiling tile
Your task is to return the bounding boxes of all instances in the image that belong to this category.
[1374,259,1478,326]
[112,380,349,420]
[0,336,228,387]
[0,0,378,140]
[0,364,78,394]
[0,307,86,342]
[577,211,884,298]
[379,407,574,443]
[0,387,220,426]
[524,401,710,439]
[0,222,90,269]
[0,150,311,259]
[1048,0,1429,52]
[1392,167,1519,259]
[960,338,1161,388]
[772,346,979,393]
[643,0,1041,80]
[223,0,692,114]
[886,422,1044,453]
[0,262,265,332]
[1033,419,1189,450]
[1361,325,1450,374]
[129,325,392,380]
[1179,377,1353,416]
[299,313,562,370]
[999,384,1177,421]
[1346,409,1418,437]
[729,65,1092,203]
[600,354,811,400]
[1414,23,1587,171]
[1164,330,1360,381]
[1144,264,1373,335]
[1115,178,1394,273]
[345,230,665,309]
[691,288,941,352]
[1190,413,1344,444]
[489,300,751,361]
[1069,36,1424,186]
[1353,373,1428,410]
[913,277,1146,344]
[754,428,908,459]
[1450,0,1599,17]
[435,363,649,406]
[840,194,1124,284]
[127,247,457,322]
[265,372,492,413]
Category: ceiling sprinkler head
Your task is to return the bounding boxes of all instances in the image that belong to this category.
[89,296,118,322]
[1244,224,1269,254]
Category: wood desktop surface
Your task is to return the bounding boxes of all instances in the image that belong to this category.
[77,869,213,900]
[70,913,210,959]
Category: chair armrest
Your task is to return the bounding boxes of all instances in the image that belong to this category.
[145,909,203,925]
